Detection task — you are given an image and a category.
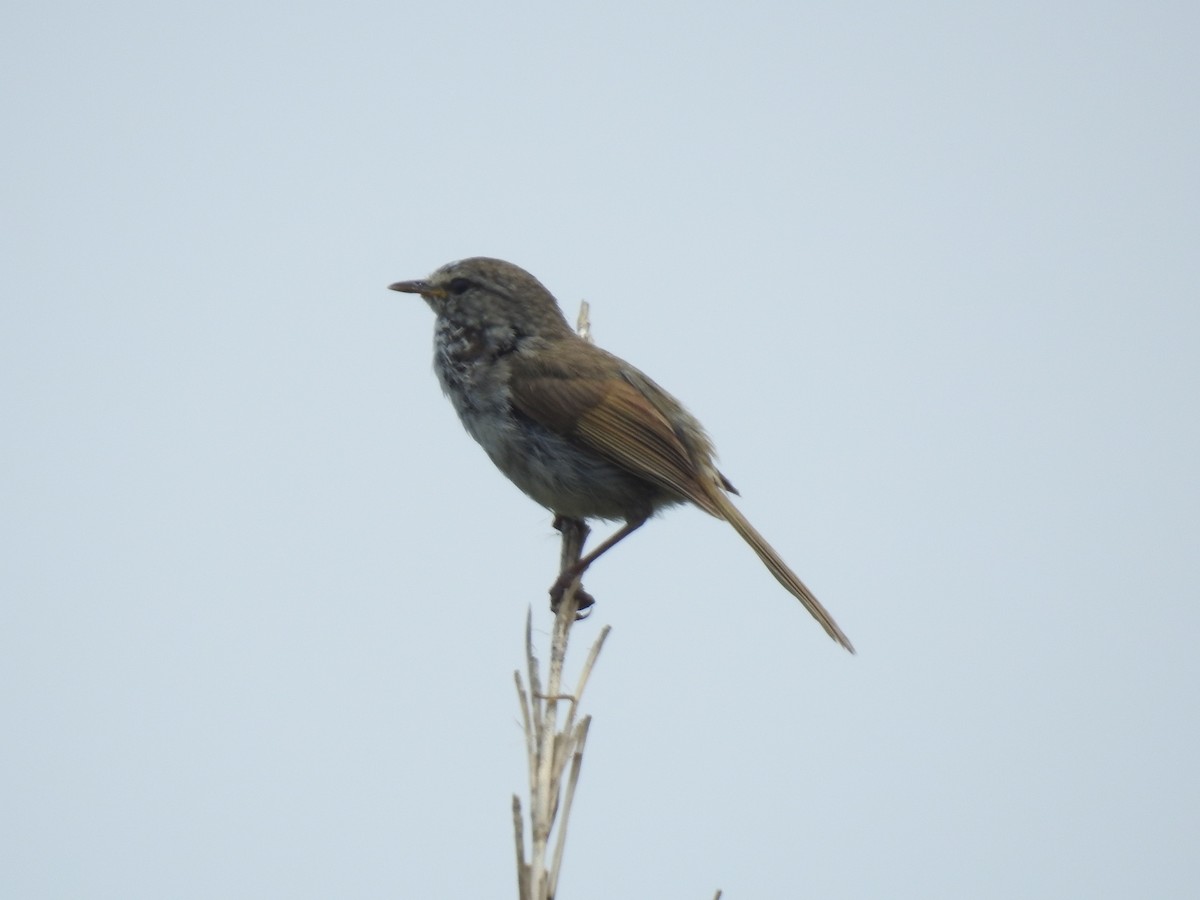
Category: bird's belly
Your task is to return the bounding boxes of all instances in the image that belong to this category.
[434,349,675,520]
[474,412,661,519]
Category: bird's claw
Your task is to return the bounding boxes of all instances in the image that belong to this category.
[549,577,595,620]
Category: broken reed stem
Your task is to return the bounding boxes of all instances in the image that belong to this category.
[512,551,611,899]
[512,300,609,900]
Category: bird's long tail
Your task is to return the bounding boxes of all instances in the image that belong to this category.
[711,491,855,653]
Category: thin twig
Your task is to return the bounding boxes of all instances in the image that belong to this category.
[547,716,591,897]
[575,299,591,342]
[513,795,529,898]
[563,626,610,736]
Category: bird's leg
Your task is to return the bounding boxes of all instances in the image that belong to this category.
[552,514,590,551]
[548,516,647,614]
[551,515,594,616]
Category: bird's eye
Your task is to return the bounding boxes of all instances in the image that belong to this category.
[447,278,472,295]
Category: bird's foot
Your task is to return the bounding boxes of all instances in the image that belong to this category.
[549,574,595,620]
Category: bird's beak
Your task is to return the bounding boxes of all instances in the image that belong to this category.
[388,279,447,298]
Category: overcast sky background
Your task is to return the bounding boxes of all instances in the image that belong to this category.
[3,2,1197,898]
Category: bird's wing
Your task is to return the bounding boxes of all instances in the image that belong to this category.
[507,352,722,516]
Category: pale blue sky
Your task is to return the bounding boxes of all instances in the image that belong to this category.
[3,2,1198,898]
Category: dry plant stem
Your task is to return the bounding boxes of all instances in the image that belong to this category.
[513,796,529,900]
[575,299,591,341]
[514,600,611,899]
[512,300,611,900]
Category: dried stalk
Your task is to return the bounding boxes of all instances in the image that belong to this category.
[512,300,610,900]
[512,564,610,898]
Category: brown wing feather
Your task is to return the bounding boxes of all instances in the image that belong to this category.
[507,347,721,516]
[507,368,608,434]
[573,381,722,516]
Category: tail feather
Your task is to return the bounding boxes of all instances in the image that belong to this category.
[711,491,855,653]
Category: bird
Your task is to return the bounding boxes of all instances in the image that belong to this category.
[389,257,853,652]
